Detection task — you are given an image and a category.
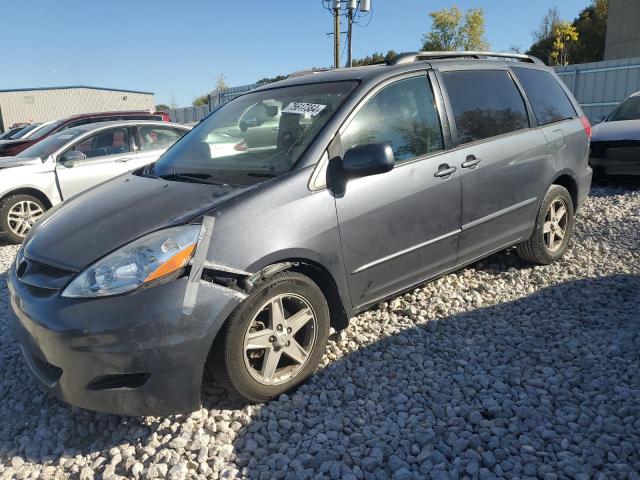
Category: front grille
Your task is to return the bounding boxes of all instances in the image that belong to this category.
[17,257,75,292]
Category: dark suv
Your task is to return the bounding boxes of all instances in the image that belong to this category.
[9,52,592,415]
[0,110,170,157]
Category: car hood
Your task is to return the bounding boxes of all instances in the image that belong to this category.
[0,156,42,169]
[24,174,254,271]
[591,120,640,142]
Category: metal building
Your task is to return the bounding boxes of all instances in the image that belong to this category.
[604,0,640,60]
[0,86,154,131]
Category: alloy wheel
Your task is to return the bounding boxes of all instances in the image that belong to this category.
[7,201,44,238]
[243,293,317,385]
[543,198,568,252]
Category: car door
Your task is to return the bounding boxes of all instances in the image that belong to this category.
[56,126,135,199]
[130,125,186,170]
[437,67,549,265]
[334,72,461,309]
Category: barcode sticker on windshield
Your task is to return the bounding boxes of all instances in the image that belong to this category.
[282,102,326,116]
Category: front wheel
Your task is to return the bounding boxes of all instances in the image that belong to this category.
[0,194,47,244]
[516,184,575,265]
[209,271,330,402]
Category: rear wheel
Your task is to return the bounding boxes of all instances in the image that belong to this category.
[0,194,46,244]
[516,184,574,265]
[209,271,330,402]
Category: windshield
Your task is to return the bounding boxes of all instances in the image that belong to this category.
[16,127,88,159]
[149,81,357,186]
[26,119,65,140]
[10,123,42,139]
[608,96,640,122]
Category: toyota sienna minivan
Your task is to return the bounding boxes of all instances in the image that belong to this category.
[9,52,592,415]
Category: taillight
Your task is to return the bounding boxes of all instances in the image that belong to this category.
[159,112,170,122]
[580,116,591,139]
[234,140,248,151]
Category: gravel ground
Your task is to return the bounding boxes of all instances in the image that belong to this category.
[0,182,639,480]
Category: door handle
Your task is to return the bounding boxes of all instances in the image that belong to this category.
[434,164,457,178]
[461,155,481,169]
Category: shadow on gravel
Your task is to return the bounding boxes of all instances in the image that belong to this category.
[590,177,640,196]
[1,274,639,479]
[232,274,640,479]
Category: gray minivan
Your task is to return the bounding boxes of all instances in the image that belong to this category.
[9,52,592,415]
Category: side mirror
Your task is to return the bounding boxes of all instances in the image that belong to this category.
[342,143,395,178]
[60,149,86,167]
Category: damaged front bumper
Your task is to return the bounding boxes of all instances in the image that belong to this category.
[9,258,244,416]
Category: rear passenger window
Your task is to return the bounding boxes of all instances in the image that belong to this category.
[442,70,529,145]
[341,75,444,164]
[138,126,181,151]
[512,67,577,125]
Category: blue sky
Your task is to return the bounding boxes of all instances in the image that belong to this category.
[3,0,589,106]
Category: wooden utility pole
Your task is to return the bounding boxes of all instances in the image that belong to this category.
[347,5,353,67]
[333,1,341,68]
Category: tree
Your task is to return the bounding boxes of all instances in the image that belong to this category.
[192,73,228,107]
[421,7,489,51]
[352,50,398,67]
[527,7,562,63]
[462,8,489,51]
[550,21,579,66]
[527,1,608,65]
[155,104,171,112]
[214,74,227,93]
[570,0,608,63]
[421,7,463,51]
[192,95,208,107]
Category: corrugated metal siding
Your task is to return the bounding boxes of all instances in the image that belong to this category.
[0,88,154,130]
[555,58,640,121]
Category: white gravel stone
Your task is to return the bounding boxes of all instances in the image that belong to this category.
[0,183,638,479]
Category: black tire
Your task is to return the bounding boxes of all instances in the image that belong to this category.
[208,271,330,402]
[0,194,47,244]
[516,184,574,265]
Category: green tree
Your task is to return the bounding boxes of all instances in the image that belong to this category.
[527,1,608,65]
[550,21,579,66]
[352,50,398,67]
[570,0,608,63]
[527,7,562,63]
[155,104,171,112]
[192,73,228,107]
[192,95,208,107]
[421,7,489,51]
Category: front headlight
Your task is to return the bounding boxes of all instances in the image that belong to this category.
[62,225,201,298]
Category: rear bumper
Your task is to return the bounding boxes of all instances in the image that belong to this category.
[589,156,640,176]
[589,142,640,176]
[9,260,242,416]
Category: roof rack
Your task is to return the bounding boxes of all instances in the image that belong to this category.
[388,51,544,66]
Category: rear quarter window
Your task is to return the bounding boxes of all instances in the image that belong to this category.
[512,67,577,125]
[441,69,529,145]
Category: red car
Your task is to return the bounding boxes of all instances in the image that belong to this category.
[0,110,170,157]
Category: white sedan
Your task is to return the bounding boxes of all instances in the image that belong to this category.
[0,120,190,243]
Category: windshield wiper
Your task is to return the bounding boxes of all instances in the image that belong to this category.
[158,172,235,187]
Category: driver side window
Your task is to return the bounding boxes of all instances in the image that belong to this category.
[72,128,131,160]
[341,75,444,164]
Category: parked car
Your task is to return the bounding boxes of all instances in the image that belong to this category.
[0,125,32,140]
[9,51,592,416]
[0,120,189,242]
[0,110,171,157]
[590,91,640,176]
